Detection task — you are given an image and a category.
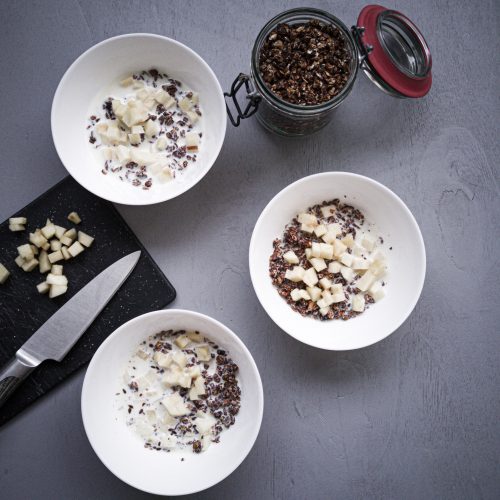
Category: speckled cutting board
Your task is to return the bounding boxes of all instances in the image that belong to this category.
[0,176,176,426]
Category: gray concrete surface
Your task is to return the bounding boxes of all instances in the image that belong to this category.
[0,1,499,499]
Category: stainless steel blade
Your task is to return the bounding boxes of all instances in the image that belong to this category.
[18,251,141,365]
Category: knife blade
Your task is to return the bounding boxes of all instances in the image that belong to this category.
[0,250,141,409]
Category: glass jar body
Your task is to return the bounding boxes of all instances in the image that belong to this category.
[251,8,359,137]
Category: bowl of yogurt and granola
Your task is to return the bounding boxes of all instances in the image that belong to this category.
[81,309,263,496]
[52,34,226,205]
[249,172,426,350]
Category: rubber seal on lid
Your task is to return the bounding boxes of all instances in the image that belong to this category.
[357,4,432,98]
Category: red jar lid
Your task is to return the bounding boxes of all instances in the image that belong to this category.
[356,5,432,98]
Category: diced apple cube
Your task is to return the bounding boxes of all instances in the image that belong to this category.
[285,266,305,282]
[64,228,77,241]
[314,224,327,237]
[185,131,200,152]
[330,283,343,295]
[283,251,299,264]
[370,261,386,278]
[61,247,71,260]
[356,271,375,292]
[54,225,66,239]
[319,306,330,316]
[187,331,204,342]
[144,119,160,138]
[14,255,24,267]
[340,265,354,282]
[161,393,190,417]
[172,351,188,368]
[51,264,63,275]
[196,346,211,362]
[339,253,354,267]
[352,257,369,270]
[328,261,342,274]
[332,292,346,303]
[333,240,347,257]
[48,250,63,263]
[301,223,315,233]
[78,231,94,248]
[311,242,321,258]
[49,284,67,298]
[341,234,354,248]
[302,267,318,287]
[39,250,50,273]
[153,351,172,368]
[122,100,149,127]
[179,97,192,112]
[67,212,81,224]
[369,281,385,301]
[291,288,303,301]
[157,166,173,183]
[46,273,68,286]
[306,286,322,302]
[9,217,27,225]
[305,248,312,259]
[156,136,168,150]
[186,110,199,124]
[352,294,365,312]
[154,90,175,107]
[321,230,338,244]
[320,205,336,218]
[9,224,25,232]
[174,335,190,349]
[22,259,39,272]
[361,234,376,252]
[189,376,206,400]
[50,240,61,251]
[319,290,334,307]
[319,243,334,260]
[297,213,318,226]
[36,281,50,294]
[41,223,56,239]
[67,242,84,257]
[0,263,10,284]
[319,277,332,290]
[29,232,48,248]
[18,244,34,261]
[310,257,327,272]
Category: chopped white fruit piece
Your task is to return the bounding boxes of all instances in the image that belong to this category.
[319,243,334,260]
[68,241,84,257]
[22,259,38,272]
[15,255,24,267]
[319,306,330,316]
[369,282,385,301]
[29,232,48,248]
[46,273,68,286]
[291,289,303,301]
[309,257,327,272]
[321,231,337,244]
[18,244,34,261]
[39,250,50,273]
[162,365,191,388]
[161,393,190,417]
[189,376,206,400]
[297,213,317,226]
[353,244,364,257]
[302,267,318,287]
[306,286,322,302]
[186,365,201,379]
[64,228,77,241]
[314,224,327,237]
[174,335,190,349]
[190,93,199,104]
[49,284,67,298]
[54,225,66,240]
[61,247,71,260]
[370,261,386,278]
[352,257,369,270]
[131,125,144,134]
[154,351,172,368]
[195,412,217,434]
[371,250,386,263]
[41,241,50,251]
[333,240,347,258]
[51,264,63,275]
[115,144,131,162]
[156,135,168,150]
[341,234,354,248]
[102,147,113,161]
[144,119,160,138]
[179,97,192,112]
[352,294,365,312]
[311,242,321,258]
[9,224,25,232]
[320,205,336,218]
[283,251,299,264]
[330,283,343,295]
[154,90,175,107]
[356,271,375,292]
[48,250,64,263]
[285,266,305,282]
[186,110,199,124]
[301,223,315,233]
[40,223,56,239]
[339,253,354,267]
[157,166,173,183]
[122,100,149,127]
[332,292,346,303]
[196,346,211,362]
[187,331,204,342]
[0,263,10,284]
[185,131,199,151]
[9,217,27,225]
[36,281,50,294]
[328,261,342,274]
[340,265,355,282]
[319,277,332,290]
[318,291,334,308]
[50,239,62,251]
[305,248,312,259]
[30,245,39,255]
[172,351,188,368]
[120,76,134,86]
[67,212,82,224]
[361,235,376,251]
[96,122,108,134]
[78,231,94,248]
[128,133,141,145]
[327,223,342,235]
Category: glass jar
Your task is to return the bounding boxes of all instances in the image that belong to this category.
[225,5,432,137]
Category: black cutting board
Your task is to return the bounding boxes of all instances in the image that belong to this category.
[0,176,176,426]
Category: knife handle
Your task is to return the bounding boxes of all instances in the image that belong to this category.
[0,356,35,409]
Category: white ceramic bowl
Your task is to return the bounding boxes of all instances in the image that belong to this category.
[249,172,426,351]
[52,34,226,205]
[81,309,263,496]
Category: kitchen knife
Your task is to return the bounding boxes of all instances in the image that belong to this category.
[0,250,141,409]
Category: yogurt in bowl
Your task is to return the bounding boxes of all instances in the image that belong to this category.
[52,34,226,205]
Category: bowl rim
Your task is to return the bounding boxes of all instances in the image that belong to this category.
[51,32,227,206]
[249,171,426,351]
[81,308,264,496]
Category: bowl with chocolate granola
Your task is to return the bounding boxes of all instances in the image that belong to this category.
[52,34,226,205]
[249,172,426,350]
[81,309,263,495]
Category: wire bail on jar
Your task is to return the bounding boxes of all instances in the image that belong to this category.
[224,74,261,127]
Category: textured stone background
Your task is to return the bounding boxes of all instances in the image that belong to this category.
[0,1,499,499]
